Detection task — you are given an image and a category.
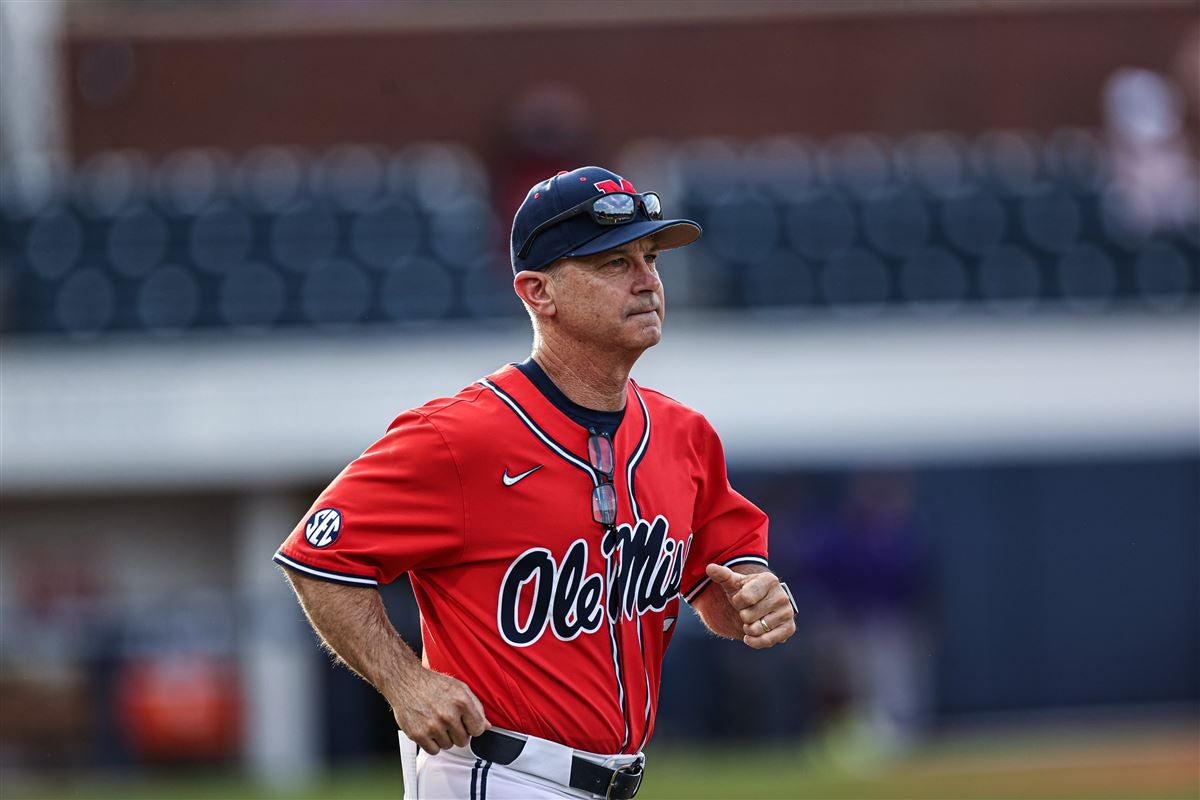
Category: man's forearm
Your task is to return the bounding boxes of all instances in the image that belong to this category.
[689,564,771,639]
[281,567,490,754]
[281,567,420,706]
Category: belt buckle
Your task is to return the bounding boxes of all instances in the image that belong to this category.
[605,760,644,800]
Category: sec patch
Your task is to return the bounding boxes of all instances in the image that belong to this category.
[304,508,342,548]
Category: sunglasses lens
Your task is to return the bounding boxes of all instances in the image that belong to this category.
[642,192,662,220]
[592,194,637,224]
[588,434,615,475]
[592,482,617,526]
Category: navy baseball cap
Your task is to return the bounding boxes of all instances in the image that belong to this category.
[510,166,702,273]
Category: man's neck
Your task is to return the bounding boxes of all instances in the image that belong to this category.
[530,341,637,412]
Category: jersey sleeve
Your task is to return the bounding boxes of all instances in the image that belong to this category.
[273,411,466,586]
[680,416,769,603]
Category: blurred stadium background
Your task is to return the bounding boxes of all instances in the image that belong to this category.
[1,1,1197,798]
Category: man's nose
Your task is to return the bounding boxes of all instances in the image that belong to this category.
[631,256,661,290]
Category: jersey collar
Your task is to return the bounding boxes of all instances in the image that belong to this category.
[485,364,649,469]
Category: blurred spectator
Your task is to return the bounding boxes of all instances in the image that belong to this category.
[655,474,811,744]
[491,83,594,251]
[0,555,107,770]
[1103,25,1200,236]
[712,476,811,741]
[800,471,932,758]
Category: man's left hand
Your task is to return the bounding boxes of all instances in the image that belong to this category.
[705,564,797,649]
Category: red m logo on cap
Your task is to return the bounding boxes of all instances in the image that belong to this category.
[594,177,637,194]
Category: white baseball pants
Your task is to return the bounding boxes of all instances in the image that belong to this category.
[398,730,641,800]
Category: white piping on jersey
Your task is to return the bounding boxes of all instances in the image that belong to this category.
[625,384,650,521]
[682,554,770,603]
[274,551,379,586]
[478,378,598,485]
[607,609,631,752]
[624,383,654,752]
[635,615,653,753]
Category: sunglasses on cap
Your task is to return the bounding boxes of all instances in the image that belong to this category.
[517,192,663,261]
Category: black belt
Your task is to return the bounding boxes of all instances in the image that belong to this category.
[469,729,644,800]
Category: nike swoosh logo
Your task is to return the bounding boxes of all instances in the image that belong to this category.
[502,465,543,486]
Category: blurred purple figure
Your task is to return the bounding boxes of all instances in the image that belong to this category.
[802,470,931,755]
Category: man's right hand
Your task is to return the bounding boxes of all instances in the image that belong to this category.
[392,666,491,755]
[279,570,491,757]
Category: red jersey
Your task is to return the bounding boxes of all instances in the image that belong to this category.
[274,364,768,754]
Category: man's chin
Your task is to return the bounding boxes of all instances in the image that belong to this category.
[636,325,663,348]
[614,327,661,354]
[613,314,663,353]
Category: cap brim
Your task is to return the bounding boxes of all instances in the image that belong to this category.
[566,219,702,260]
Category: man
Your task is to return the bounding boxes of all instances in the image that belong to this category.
[274,166,798,800]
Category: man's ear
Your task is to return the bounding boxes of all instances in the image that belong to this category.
[514,270,556,317]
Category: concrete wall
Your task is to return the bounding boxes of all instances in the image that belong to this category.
[3,312,1197,495]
